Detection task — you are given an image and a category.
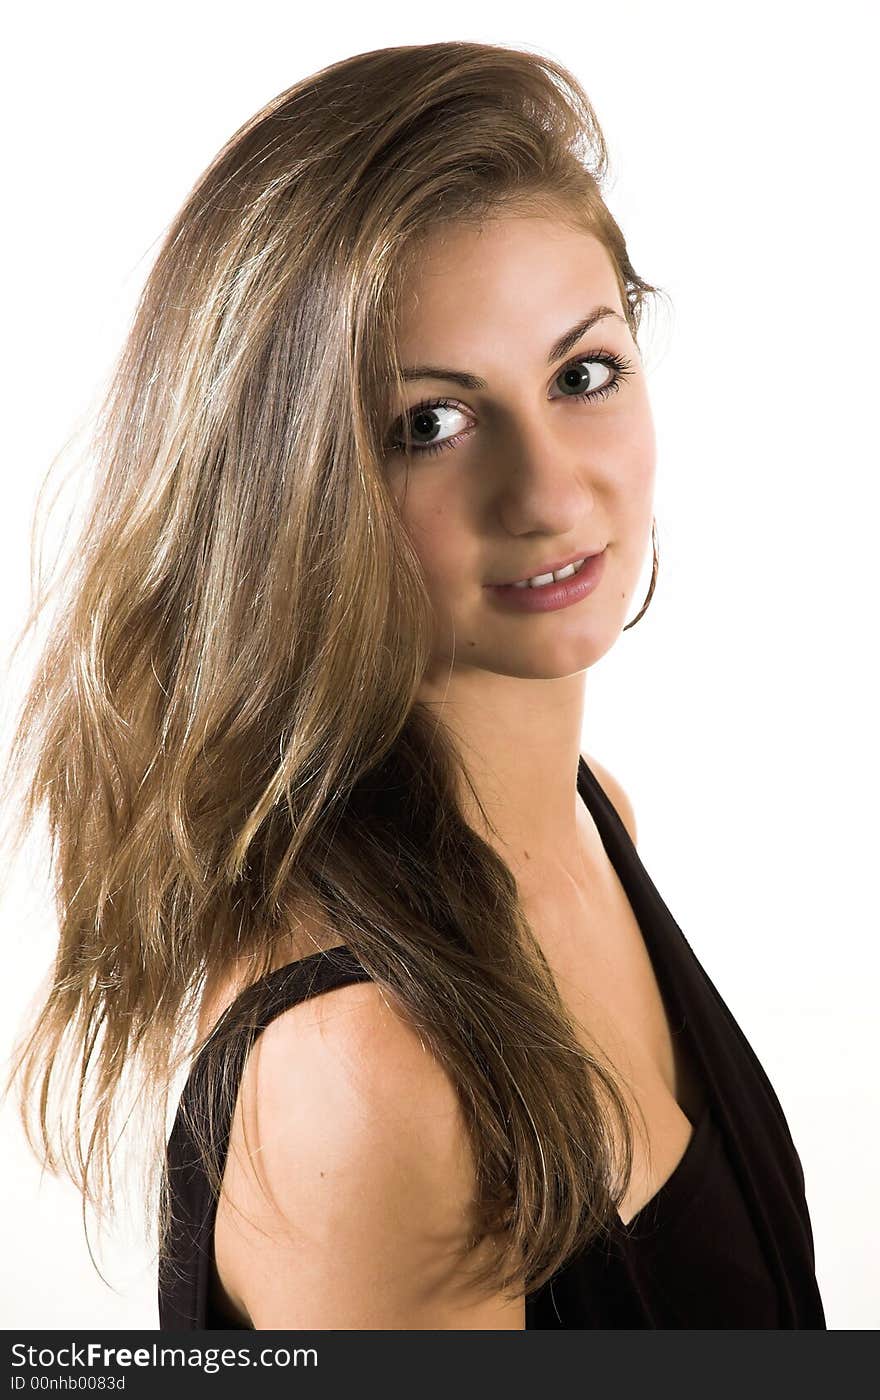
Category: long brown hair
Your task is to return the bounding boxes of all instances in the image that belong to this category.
[2,40,666,1302]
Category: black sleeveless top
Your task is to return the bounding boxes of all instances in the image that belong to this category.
[158,756,826,1329]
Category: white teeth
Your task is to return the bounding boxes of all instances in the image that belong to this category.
[512,558,586,589]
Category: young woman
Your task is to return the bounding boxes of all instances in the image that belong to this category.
[3,40,825,1329]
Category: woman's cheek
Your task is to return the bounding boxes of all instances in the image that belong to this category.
[402,494,471,589]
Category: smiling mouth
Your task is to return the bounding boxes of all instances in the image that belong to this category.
[489,547,606,589]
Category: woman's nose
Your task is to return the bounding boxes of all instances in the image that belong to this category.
[489,409,598,532]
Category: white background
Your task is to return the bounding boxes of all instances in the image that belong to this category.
[2,0,877,1329]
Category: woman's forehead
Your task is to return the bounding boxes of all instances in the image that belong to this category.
[395,219,624,362]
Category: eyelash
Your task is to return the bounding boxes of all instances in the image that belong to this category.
[389,348,635,458]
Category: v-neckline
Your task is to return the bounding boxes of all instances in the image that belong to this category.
[574,754,713,1233]
[574,754,703,1118]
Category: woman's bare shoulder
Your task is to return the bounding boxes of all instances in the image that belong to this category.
[580,749,638,845]
[213,957,522,1328]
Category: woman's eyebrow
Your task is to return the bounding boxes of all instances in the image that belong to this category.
[399,305,626,388]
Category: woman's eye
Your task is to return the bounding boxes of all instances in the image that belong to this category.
[389,399,472,457]
[552,357,615,397]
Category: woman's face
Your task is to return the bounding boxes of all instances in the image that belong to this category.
[385,213,656,687]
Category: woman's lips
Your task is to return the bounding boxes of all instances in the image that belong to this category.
[484,547,607,613]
